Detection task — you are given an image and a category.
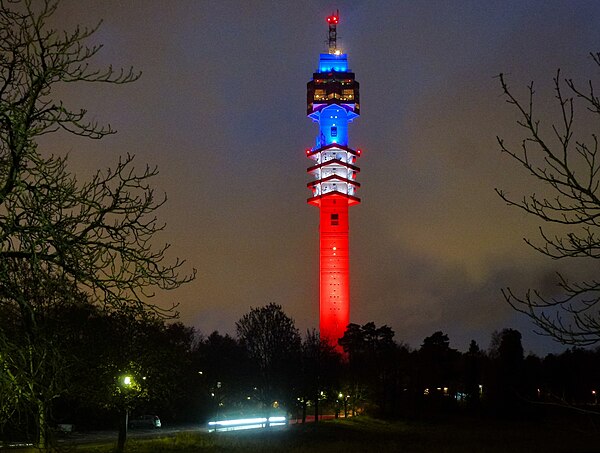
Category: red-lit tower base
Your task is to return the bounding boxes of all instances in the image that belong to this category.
[309,192,360,345]
[306,12,361,347]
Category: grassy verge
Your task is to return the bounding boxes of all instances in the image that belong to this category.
[75,414,599,453]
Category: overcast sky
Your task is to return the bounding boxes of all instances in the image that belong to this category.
[44,0,600,355]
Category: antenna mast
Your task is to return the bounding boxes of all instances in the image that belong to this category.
[326,10,339,54]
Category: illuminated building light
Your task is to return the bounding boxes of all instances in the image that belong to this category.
[306,12,362,350]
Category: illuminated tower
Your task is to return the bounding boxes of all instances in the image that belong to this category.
[306,11,361,346]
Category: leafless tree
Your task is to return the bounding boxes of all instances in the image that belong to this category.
[0,0,194,447]
[497,52,600,346]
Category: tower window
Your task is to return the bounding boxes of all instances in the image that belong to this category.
[314,89,326,100]
[331,213,339,226]
[331,126,337,137]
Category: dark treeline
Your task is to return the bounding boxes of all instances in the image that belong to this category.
[3,302,600,441]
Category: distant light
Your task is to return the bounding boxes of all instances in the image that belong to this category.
[334,49,342,56]
[123,376,132,386]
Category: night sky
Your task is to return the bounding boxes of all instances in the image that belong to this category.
[43,1,600,355]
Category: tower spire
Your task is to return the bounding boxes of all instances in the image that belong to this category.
[326,10,339,54]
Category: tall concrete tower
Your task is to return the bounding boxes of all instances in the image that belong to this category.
[306,11,361,346]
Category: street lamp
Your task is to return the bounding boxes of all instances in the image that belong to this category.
[344,394,349,418]
[117,373,136,453]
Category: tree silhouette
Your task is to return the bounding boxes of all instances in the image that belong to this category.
[488,329,524,410]
[236,303,301,410]
[300,329,341,422]
[338,322,401,417]
[0,0,194,447]
[463,340,484,407]
[417,331,460,403]
[194,331,254,415]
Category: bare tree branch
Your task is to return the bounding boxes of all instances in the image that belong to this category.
[0,1,194,446]
[497,54,600,345]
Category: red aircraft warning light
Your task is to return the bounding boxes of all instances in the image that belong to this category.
[326,10,339,54]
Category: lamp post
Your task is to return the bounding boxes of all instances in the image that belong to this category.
[117,374,134,453]
[344,394,349,418]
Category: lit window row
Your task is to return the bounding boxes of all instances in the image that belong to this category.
[313,93,355,101]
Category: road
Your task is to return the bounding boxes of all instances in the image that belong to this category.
[54,423,203,447]
[3,416,338,450]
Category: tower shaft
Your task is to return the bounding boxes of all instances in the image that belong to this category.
[319,196,350,343]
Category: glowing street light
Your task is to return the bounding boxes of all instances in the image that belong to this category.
[117,374,136,453]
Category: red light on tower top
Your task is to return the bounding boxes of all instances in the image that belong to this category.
[327,10,339,54]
